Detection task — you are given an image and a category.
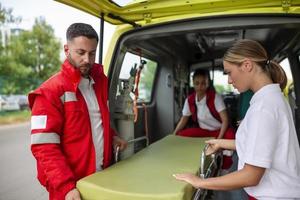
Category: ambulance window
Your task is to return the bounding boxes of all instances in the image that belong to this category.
[211,70,236,94]
[111,0,135,7]
[189,70,236,94]
[280,58,293,90]
[280,58,295,120]
[119,52,157,103]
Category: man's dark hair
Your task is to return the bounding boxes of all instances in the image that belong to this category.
[66,23,99,42]
[192,69,210,80]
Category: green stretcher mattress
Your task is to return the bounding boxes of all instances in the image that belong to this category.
[77,135,211,200]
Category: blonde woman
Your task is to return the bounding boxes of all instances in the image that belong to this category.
[174,39,300,199]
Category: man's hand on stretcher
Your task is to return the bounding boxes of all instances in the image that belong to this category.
[113,136,128,151]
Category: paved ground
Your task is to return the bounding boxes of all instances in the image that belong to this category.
[0,122,47,200]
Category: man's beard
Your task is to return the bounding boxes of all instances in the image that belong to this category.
[68,54,91,78]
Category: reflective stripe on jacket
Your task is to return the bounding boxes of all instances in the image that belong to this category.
[28,60,114,200]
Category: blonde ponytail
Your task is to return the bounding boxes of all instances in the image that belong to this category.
[224,39,287,91]
[266,60,287,90]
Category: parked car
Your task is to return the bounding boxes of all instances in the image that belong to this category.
[0,96,4,111]
[17,95,29,110]
[55,0,300,199]
[0,96,20,111]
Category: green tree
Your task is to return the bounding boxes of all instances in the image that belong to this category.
[0,17,61,94]
[214,84,226,94]
[0,3,22,94]
[0,3,21,25]
[139,60,157,101]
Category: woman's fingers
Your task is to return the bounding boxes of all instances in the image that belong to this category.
[173,173,192,181]
[205,139,217,145]
[205,139,220,155]
[205,145,216,155]
[173,173,202,188]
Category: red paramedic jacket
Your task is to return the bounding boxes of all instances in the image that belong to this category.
[29,60,114,200]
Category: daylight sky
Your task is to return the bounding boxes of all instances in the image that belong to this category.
[0,0,115,60]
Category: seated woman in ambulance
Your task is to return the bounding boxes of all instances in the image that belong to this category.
[173,69,235,168]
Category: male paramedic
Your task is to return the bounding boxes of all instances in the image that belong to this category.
[29,23,127,200]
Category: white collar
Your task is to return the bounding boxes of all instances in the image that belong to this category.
[79,76,95,88]
[250,84,281,105]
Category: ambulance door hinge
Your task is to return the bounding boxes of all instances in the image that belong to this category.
[281,0,291,12]
[143,13,152,24]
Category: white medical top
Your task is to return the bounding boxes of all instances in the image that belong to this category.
[236,84,300,199]
[78,77,104,172]
[182,93,226,130]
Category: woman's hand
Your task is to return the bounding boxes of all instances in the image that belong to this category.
[205,139,236,155]
[205,139,221,155]
[173,173,202,188]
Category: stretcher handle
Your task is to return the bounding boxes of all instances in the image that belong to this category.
[114,136,149,163]
[200,144,209,178]
[200,144,219,178]
[115,145,120,163]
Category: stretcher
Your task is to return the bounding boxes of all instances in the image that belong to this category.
[77,135,220,200]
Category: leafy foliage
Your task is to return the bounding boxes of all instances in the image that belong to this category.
[0,4,61,94]
[0,3,21,25]
[139,60,157,101]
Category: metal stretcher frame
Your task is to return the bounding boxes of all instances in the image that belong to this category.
[77,135,215,200]
[193,145,223,200]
